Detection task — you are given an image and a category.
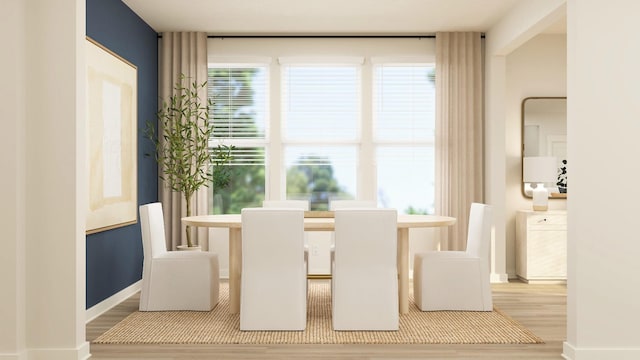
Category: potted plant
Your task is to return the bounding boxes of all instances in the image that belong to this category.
[146,74,234,249]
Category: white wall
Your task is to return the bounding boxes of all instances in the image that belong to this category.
[1,0,90,359]
[505,34,567,277]
[0,0,27,357]
[485,0,567,283]
[564,0,640,358]
[488,0,640,358]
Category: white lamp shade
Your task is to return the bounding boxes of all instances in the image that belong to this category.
[523,156,557,184]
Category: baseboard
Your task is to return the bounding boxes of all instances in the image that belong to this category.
[0,335,90,360]
[517,275,566,284]
[220,269,229,279]
[490,272,509,283]
[563,342,640,360]
[562,341,575,359]
[27,342,90,360]
[86,280,141,323]
[0,352,26,360]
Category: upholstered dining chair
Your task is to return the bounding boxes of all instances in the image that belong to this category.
[262,200,310,271]
[138,202,220,311]
[332,208,399,330]
[240,208,307,330]
[328,200,377,263]
[413,202,493,311]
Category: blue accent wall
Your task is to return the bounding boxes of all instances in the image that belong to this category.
[86,0,158,308]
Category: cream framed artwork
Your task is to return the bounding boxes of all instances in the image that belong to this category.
[86,37,138,234]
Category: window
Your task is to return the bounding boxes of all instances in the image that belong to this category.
[373,64,436,214]
[207,38,436,215]
[208,65,268,214]
[281,63,361,210]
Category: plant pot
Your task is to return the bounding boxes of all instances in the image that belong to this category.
[177,245,202,251]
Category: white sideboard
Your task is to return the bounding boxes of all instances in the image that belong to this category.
[515,210,567,283]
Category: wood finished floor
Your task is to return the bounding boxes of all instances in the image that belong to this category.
[87,280,567,359]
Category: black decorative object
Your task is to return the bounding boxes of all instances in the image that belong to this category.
[556,159,567,193]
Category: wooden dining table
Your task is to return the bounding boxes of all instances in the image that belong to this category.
[182,212,456,314]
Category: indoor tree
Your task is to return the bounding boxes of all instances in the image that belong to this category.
[146,74,234,248]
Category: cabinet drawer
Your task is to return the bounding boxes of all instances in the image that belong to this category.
[527,214,566,230]
[516,210,567,282]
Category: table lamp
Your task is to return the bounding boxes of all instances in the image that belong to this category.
[523,156,557,211]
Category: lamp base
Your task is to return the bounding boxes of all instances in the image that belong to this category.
[531,184,549,212]
[533,204,549,211]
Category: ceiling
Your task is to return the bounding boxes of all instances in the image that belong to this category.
[122,0,529,35]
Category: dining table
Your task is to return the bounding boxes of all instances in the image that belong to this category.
[182,212,456,314]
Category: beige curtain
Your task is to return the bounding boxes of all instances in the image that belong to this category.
[159,32,209,250]
[435,32,484,251]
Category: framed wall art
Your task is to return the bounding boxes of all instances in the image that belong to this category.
[86,37,138,234]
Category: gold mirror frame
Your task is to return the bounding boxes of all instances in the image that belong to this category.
[521,96,567,199]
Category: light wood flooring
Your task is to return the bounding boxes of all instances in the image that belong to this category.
[87,280,567,359]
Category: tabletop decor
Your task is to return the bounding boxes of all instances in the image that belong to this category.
[523,156,557,211]
[556,159,567,193]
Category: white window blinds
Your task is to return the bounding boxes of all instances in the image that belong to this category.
[208,65,268,139]
[281,65,360,142]
[224,146,265,166]
[373,64,435,142]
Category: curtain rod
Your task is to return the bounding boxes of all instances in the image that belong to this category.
[157,34,486,39]
[207,35,437,39]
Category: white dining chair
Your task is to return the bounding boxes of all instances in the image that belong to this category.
[328,200,377,263]
[240,207,307,330]
[262,200,310,272]
[332,208,399,330]
[138,202,220,311]
[413,202,493,311]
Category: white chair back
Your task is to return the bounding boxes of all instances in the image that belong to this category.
[240,207,307,330]
[333,208,396,270]
[465,203,492,261]
[329,201,376,261]
[332,208,398,330]
[139,202,168,259]
[242,208,305,275]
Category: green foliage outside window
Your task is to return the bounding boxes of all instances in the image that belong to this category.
[209,68,266,213]
[286,155,351,211]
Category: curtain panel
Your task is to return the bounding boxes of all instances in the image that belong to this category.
[159,32,209,250]
[435,32,484,251]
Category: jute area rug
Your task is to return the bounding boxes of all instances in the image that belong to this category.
[94,281,543,345]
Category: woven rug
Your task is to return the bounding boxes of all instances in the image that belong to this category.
[94,281,543,344]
